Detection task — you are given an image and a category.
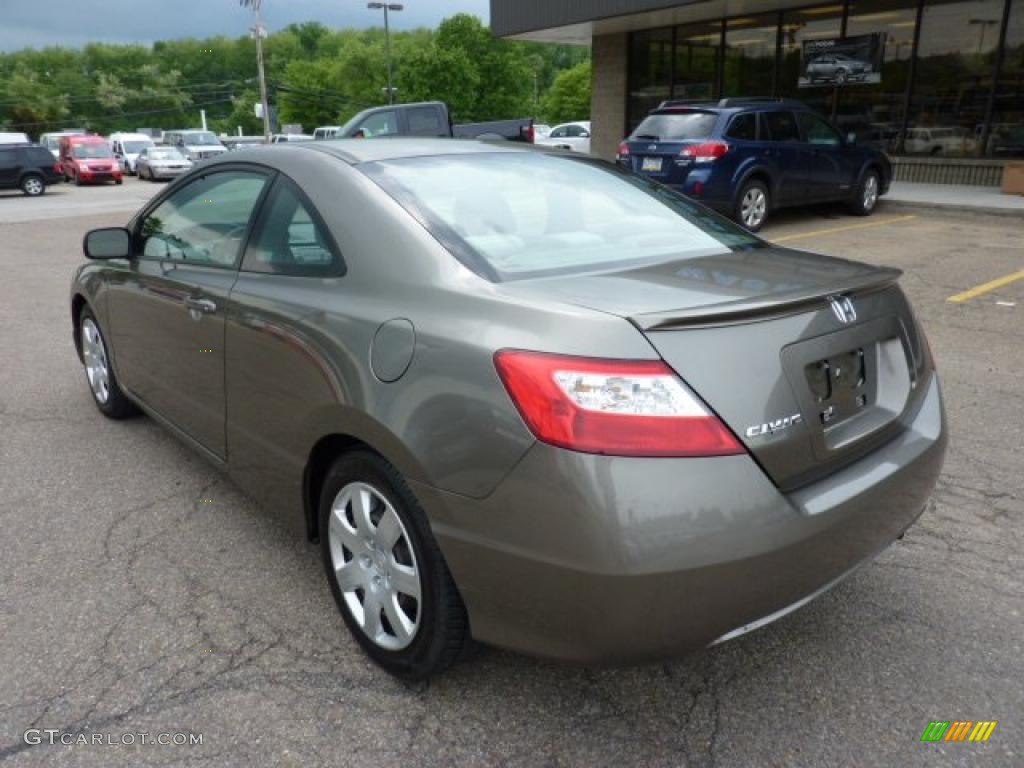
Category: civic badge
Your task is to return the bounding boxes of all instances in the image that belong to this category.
[828,295,857,324]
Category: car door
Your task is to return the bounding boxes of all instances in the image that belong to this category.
[760,110,806,206]
[224,175,346,519]
[0,148,18,188]
[106,167,271,458]
[796,111,846,201]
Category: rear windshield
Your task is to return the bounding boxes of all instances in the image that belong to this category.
[632,111,718,141]
[123,140,154,153]
[72,144,113,159]
[183,132,220,146]
[361,152,761,281]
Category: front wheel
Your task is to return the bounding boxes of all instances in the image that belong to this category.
[849,170,880,216]
[835,69,848,85]
[735,179,770,232]
[319,451,470,678]
[78,307,138,419]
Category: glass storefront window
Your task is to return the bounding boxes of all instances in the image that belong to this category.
[673,21,722,100]
[723,14,780,97]
[629,28,673,132]
[779,5,845,115]
[840,0,919,152]
[989,0,1024,156]
[906,0,1005,156]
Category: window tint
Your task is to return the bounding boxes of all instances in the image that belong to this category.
[358,111,397,137]
[632,112,717,141]
[242,179,341,276]
[763,111,800,142]
[138,170,267,268]
[0,149,16,171]
[725,113,757,141]
[407,107,443,136]
[363,153,761,282]
[797,112,842,146]
[550,126,567,138]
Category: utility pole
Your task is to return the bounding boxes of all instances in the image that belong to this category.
[241,0,272,142]
[367,3,403,105]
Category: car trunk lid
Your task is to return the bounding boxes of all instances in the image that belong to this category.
[497,247,930,489]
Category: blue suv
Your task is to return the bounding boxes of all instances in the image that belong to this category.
[617,98,891,231]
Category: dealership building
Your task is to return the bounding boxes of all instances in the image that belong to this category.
[491,0,1023,180]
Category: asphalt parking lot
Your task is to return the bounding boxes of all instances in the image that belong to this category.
[1,178,1021,767]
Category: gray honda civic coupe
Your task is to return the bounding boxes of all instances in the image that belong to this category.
[70,139,946,678]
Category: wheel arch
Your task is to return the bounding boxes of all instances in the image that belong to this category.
[71,292,89,362]
[733,166,774,209]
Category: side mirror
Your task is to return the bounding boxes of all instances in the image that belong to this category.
[83,227,131,260]
[846,132,858,145]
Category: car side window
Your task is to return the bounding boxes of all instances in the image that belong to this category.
[726,113,757,141]
[358,111,398,137]
[407,107,444,136]
[137,170,268,268]
[797,112,842,146]
[241,178,343,276]
[763,111,800,143]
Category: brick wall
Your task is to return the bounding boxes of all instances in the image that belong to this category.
[590,32,628,161]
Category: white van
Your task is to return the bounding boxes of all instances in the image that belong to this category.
[313,126,342,140]
[39,130,86,158]
[109,132,156,174]
[0,132,32,145]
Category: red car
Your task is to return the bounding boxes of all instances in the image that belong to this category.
[59,135,123,186]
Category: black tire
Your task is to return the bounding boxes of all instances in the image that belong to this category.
[835,69,848,85]
[848,169,880,216]
[73,171,82,187]
[115,178,123,185]
[20,174,45,197]
[319,451,470,679]
[78,306,138,419]
[734,178,770,232]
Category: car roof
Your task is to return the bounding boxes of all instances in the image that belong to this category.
[653,98,811,115]
[246,137,541,165]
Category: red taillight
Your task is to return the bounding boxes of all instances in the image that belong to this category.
[617,141,630,158]
[525,124,535,143]
[493,350,744,457]
[680,140,730,163]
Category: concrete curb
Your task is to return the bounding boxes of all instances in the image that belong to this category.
[878,198,1024,219]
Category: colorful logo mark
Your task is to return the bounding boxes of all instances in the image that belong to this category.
[921,721,997,743]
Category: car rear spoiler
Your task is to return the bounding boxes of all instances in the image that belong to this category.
[629,266,903,331]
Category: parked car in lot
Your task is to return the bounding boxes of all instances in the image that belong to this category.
[0,132,32,145]
[162,130,228,163]
[60,135,123,186]
[135,146,192,181]
[40,130,87,159]
[320,101,536,142]
[618,98,892,230]
[272,133,313,143]
[534,121,591,153]
[0,143,62,195]
[903,126,975,156]
[71,138,945,678]
[313,126,342,140]
[109,132,156,174]
[533,123,552,138]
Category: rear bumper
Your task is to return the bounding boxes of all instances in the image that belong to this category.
[415,375,946,663]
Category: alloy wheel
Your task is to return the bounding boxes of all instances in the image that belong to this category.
[81,318,110,404]
[863,174,879,211]
[23,177,44,196]
[741,187,767,228]
[328,481,422,651]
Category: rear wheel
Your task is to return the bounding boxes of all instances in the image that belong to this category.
[849,170,880,216]
[73,171,82,187]
[78,307,138,419]
[319,451,470,678]
[735,179,770,232]
[20,174,45,196]
[835,69,848,85]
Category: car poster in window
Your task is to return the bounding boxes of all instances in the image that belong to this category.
[799,33,885,88]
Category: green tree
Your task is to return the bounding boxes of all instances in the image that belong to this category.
[542,61,591,124]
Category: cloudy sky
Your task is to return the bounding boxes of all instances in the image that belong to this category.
[0,0,491,52]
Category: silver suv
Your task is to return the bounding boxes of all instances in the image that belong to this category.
[162,130,227,163]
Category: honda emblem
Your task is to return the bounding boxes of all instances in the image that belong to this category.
[828,295,857,324]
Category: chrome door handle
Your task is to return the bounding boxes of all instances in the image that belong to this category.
[184,296,217,314]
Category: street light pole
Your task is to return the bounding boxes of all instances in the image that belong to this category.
[241,0,272,143]
[367,2,403,105]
